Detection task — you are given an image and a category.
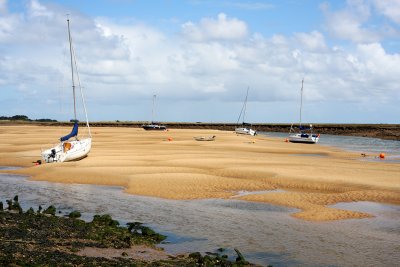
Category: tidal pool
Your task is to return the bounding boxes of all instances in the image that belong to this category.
[0,170,399,267]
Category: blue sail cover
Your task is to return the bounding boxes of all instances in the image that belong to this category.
[60,122,79,141]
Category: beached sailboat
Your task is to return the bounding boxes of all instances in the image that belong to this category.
[235,88,257,136]
[142,94,167,130]
[288,79,319,144]
[41,19,92,163]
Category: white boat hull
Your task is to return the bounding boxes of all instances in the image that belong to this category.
[193,135,216,141]
[235,127,257,136]
[288,133,319,144]
[142,124,167,131]
[42,138,91,163]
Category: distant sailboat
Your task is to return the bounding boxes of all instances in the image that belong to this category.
[235,87,257,136]
[288,79,319,144]
[41,18,92,163]
[142,94,167,131]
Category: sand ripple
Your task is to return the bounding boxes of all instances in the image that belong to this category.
[1,125,399,221]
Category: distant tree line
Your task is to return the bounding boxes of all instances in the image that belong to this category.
[0,115,57,122]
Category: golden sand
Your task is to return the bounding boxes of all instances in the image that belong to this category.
[1,125,399,221]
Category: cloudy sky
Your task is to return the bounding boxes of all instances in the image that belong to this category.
[1,0,399,123]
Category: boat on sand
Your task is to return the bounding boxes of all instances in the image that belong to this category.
[235,88,257,136]
[41,19,92,163]
[142,94,167,131]
[193,135,216,141]
[288,79,319,144]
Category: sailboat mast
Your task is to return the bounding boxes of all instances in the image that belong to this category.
[152,94,156,123]
[236,87,249,125]
[243,87,249,123]
[67,18,77,121]
[299,78,304,127]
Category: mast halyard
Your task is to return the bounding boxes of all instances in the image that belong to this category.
[67,18,77,122]
[72,45,92,138]
[299,78,304,128]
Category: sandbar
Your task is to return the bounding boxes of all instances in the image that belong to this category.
[1,125,399,221]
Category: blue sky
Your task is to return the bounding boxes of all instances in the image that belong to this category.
[1,0,399,123]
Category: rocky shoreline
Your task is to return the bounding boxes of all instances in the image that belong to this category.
[2,121,399,141]
[0,195,258,266]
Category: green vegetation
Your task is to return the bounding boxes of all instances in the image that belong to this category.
[68,210,82,218]
[43,205,57,216]
[0,115,57,122]
[0,196,257,266]
[5,195,22,214]
[127,221,167,243]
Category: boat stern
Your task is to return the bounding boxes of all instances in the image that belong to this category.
[41,144,63,163]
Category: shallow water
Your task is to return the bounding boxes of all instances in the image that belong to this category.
[1,171,399,267]
[261,132,400,162]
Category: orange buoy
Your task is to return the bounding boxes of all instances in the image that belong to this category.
[285,138,288,142]
[379,153,385,159]
[167,137,173,141]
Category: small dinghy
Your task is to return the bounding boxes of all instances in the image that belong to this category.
[193,135,216,141]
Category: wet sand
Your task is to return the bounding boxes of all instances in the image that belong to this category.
[1,125,399,221]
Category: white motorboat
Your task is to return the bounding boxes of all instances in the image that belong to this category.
[41,18,92,163]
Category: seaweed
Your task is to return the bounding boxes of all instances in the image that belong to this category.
[0,196,258,266]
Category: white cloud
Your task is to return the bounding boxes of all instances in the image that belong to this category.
[373,0,400,24]
[182,13,248,42]
[28,0,54,18]
[293,31,327,52]
[356,42,400,84]
[0,13,18,42]
[322,0,400,44]
[0,1,399,123]
[322,0,381,43]
[0,0,7,14]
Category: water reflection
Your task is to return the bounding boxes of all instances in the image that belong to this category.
[0,172,399,267]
